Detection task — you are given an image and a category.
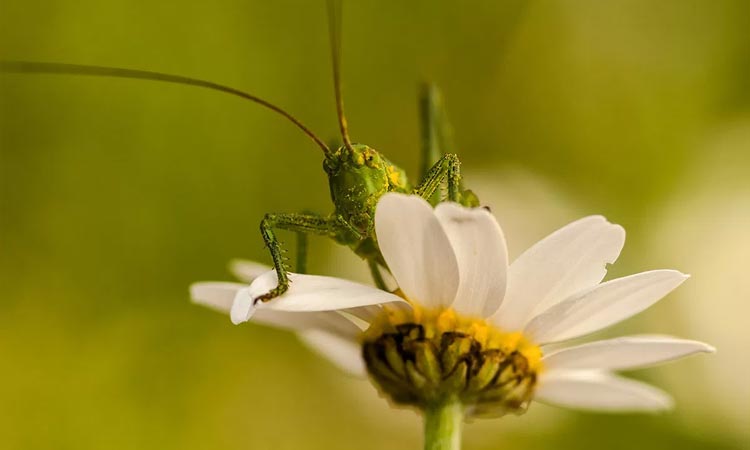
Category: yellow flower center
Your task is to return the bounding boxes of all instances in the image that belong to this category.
[362,304,542,416]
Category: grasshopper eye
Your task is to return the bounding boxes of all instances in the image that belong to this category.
[364,153,380,168]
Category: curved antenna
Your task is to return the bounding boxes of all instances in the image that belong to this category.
[327,0,353,151]
[0,60,332,157]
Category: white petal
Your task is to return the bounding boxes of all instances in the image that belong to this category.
[231,271,404,323]
[526,270,689,344]
[375,193,459,308]
[543,336,715,371]
[435,202,509,317]
[492,216,625,331]
[190,282,246,314]
[298,329,366,377]
[536,371,673,412]
[229,259,271,283]
[230,287,255,324]
[342,305,384,324]
[251,310,363,339]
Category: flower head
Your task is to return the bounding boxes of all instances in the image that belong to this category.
[191,193,714,416]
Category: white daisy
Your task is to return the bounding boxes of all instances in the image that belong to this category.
[190,193,714,416]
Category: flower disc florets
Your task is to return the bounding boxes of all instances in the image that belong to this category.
[363,305,542,417]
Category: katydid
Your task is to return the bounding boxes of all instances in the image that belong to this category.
[0,8,479,303]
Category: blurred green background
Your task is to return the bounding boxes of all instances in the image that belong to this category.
[1,1,749,449]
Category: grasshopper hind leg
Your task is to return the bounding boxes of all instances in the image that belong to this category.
[419,84,454,181]
[368,260,389,291]
[295,231,309,274]
[418,84,479,207]
[419,84,454,205]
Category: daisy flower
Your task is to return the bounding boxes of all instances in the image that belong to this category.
[191,193,714,446]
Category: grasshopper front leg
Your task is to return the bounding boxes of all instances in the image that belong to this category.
[413,153,463,203]
[414,153,480,207]
[255,212,342,303]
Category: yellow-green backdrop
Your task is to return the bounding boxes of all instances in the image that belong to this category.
[1,1,748,449]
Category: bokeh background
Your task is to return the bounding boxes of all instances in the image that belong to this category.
[1,1,749,449]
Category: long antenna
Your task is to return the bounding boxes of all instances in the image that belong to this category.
[327,0,353,151]
[0,60,332,157]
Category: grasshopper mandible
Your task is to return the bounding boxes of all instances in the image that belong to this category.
[0,3,479,303]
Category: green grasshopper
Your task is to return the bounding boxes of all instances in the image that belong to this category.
[0,5,479,302]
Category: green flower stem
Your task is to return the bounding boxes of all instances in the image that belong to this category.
[423,400,463,450]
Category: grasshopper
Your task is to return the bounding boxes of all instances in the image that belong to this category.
[0,4,479,302]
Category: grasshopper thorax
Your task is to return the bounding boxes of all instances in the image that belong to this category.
[325,144,410,243]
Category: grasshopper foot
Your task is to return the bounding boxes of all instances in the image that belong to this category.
[253,284,289,305]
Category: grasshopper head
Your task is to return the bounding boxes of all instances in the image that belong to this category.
[324,144,408,232]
